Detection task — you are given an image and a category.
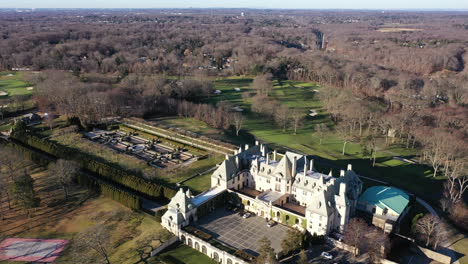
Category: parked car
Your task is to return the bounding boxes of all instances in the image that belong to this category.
[266,220,276,227]
[242,212,252,218]
[321,252,333,260]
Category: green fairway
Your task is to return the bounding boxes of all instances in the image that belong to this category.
[156,243,217,264]
[0,72,33,97]
[163,76,443,204]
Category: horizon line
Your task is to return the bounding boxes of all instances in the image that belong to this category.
[2,7,468,12]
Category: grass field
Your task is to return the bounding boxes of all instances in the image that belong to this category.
[0,164,171,264]
[453,238,468,264]
[155,243,217,264]
[154,76,444,204]
[0,72,33,98]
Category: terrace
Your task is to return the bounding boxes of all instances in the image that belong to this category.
[84,129,199,169]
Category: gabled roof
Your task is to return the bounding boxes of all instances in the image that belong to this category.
[213,157,237,181]
[274,154,292,179]
[307,190,333,216]
[168,188,194,213]
[358,186,409,215]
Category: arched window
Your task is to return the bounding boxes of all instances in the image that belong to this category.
[202,245,207,254]
[213,252,220,261]
[276,211,280,218]
[247,200,250,206]
[227,259,233,264]
[285,215,290,222]
[188,238,193,247]
[195,242,200,251]
[295,218,300,224]
[181,235,186,243]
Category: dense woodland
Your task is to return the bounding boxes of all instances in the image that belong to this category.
[0,8,467,237]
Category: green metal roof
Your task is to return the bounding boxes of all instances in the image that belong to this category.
[358,186,409,215]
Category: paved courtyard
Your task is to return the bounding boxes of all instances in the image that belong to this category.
[196,209,290,255]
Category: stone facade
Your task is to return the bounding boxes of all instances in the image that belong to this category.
[161,142,363,262]
[211,142,362,236]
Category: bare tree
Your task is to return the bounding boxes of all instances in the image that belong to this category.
[48,159,80,199]
[233,112,244,136]
[367,228,391,263]
[336,121,354,156]
[291,109,304,135]
[275,106,290,132]
[252,73,273,96]
[74,224,112,264]
[415,214,439,248]
[314,123,329,145]
[444,158,468,203]
[344,218,369,256]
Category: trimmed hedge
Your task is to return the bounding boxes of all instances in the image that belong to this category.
[11,132,177,200]
[183,226,212,241]
[6,139,142,211]
[234,249,256,262]
[100,183,141,210]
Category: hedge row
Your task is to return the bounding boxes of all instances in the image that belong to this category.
[7,140,143,211]
[100,183,141,210]
[11,132,177,200]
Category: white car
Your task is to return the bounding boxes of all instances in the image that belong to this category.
[321,252,333,260]
[242,212,252,218]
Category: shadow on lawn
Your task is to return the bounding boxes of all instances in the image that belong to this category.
[309,155,443,204]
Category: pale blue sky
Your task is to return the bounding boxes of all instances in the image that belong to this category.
[1,0,467,10]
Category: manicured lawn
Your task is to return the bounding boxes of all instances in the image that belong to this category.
[453,238,468,264]
[182,172,213,195]
[170,76,443,204]
[0,72,33,97]
[156,243,217,264]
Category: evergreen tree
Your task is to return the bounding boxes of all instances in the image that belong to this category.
[11,171,40,217]
[256,237,277,264]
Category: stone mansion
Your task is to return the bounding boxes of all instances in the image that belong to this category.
[162,142,363,237]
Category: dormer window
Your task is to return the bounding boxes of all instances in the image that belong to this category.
[305,180,308,186]
[267,169,271,174]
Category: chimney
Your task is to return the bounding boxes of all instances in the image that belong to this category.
[255,140,259,146]
[309,159,314,171]
[244,144,249,151]
[266,152,270,164]
[328,170,333,177]
[340,170,345,177]
[273,149,277,161]
[225,154,230,160]
[235,156,240,167]
[340,183,347,196]
[347,164,352,171]
[292,156,297,176]
[304,157,308,173]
